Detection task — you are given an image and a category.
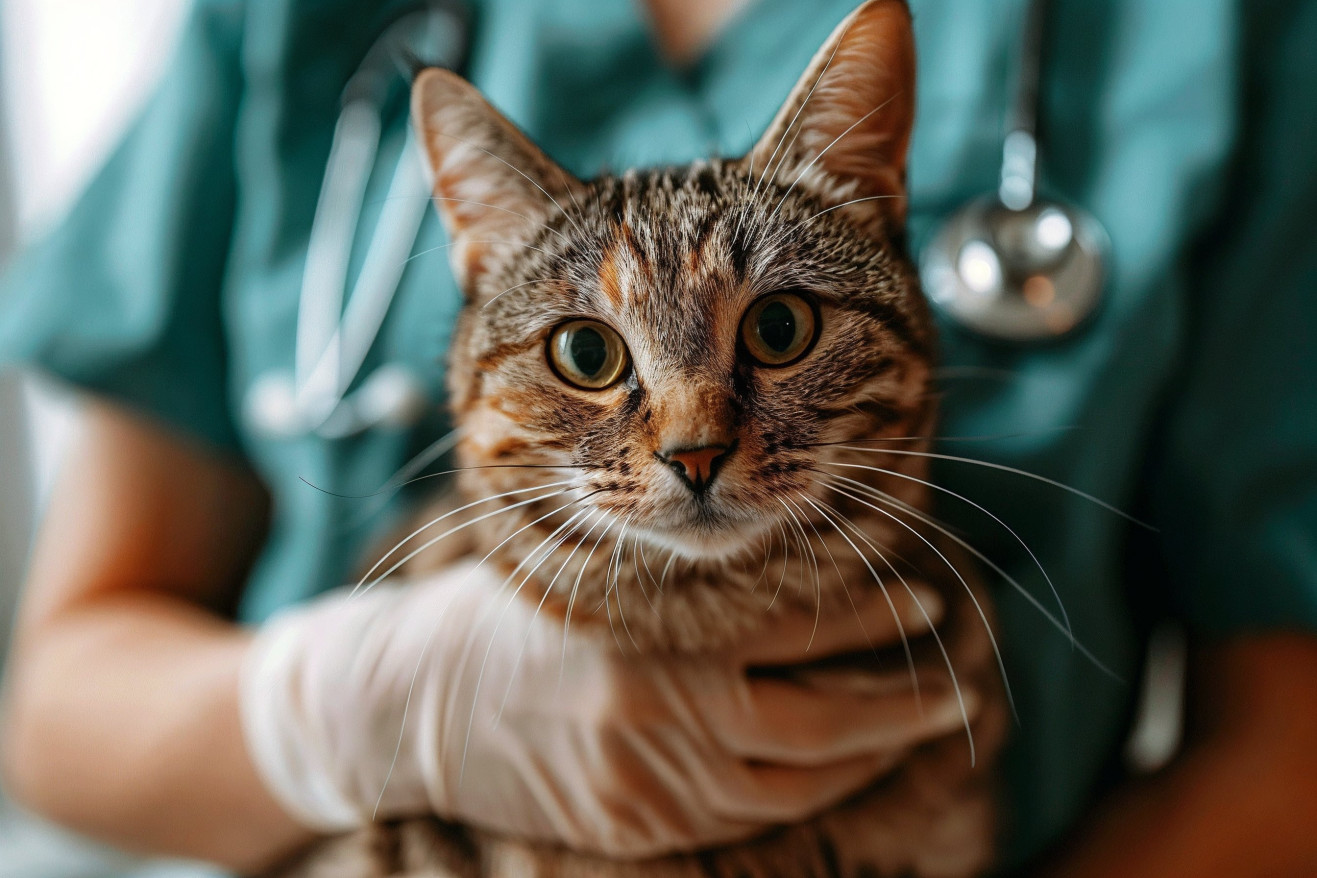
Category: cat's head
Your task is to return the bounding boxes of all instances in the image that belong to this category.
[411,0,935,640]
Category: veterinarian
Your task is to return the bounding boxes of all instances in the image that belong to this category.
[2,0,1315,875]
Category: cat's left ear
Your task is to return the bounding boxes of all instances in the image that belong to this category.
[746,0,916,227]
[412,68,581,287]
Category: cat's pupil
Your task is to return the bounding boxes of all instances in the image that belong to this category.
[570,327,608,376]
[758,302,797,352]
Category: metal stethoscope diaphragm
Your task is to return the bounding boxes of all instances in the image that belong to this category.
[920,0,1110,342]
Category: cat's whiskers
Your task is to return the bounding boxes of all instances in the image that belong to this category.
[801,494,925,711]
[430,195,570,244]
[402,237,556,267]
[765,517,795,610]
[613,537,643,651]
[826,444,1152,529]
[560,512,622,691]
[496,507,608,723]
[778,497,819,601]
[482,276,552,310]
[818,459,1073,644]
[353,480,578,598]
[810,491,981,765]
[458,503,605,781]
[432,131,587,238]
[374,491,598,816]
[600,517,639,654]
[820,468,1119,681]
[751,526,776,594]
[631,541,661,616]
[658,547,679,593]
[770,92,903,223]
[641,542,669,596]
[787,491,881,661]
[299,459,581,503]
[818,474,1017,725]
[797,194,906,227]
[777,496,824,648]
[556,166,587,227]
[332,428,464,528]
[814,428,1074,444]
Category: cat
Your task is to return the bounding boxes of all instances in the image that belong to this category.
[268,1,1007,875]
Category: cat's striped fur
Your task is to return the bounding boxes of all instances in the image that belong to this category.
[268,3,1007,875]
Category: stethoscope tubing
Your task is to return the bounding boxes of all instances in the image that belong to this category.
[249,1,465,440]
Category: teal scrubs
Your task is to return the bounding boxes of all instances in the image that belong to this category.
[2,0,1315,869]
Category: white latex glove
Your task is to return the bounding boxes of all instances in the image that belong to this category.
[240,559,974,859]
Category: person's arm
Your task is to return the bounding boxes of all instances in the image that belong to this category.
[1036,633,1317,876]
[0,400,313,872]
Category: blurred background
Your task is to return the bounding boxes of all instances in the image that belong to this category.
[0,3,219,875]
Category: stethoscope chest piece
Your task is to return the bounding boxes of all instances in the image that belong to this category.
[920,0,1110,344]
[921,195,1108,342]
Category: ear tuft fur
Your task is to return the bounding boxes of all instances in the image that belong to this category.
[746,0,916,226]
[411,69,581,287]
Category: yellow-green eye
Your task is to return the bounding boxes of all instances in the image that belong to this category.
[548,320,630,389]
[741,291,819,366]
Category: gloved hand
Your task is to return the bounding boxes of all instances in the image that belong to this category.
[240,559,976,859]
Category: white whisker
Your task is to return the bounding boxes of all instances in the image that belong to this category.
[799,194,905,225]
[820,475,1017,724]
[771,93,901,219]
[802,496,923,706]
[822,470,1119,681]
[831,445,1152,529]
[373,491,594,816]
[430,195,569,243]
[354,481,577,597]
[805,495,979,763]
[458,505,598,780]
[820,459,1072,644]
[433,132,586,238]
[496,508,605,721]
[560,513,621,690]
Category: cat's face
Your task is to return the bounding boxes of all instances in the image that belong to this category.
[414,0,932,643]
[442,161,931,561]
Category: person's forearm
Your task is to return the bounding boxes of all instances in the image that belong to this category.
[2,590,313,873]
[1036,634,1317,877]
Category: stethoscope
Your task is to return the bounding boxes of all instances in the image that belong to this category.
[920,0,1109,342]
[246,0,1108,441]
[245,1,468,440]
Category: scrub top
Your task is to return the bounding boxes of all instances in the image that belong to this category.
[2,0,1315,870]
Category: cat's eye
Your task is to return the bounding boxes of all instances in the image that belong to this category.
[548,320,631,389]
[741,291,819,366]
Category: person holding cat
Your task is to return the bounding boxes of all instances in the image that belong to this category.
[1,0,1315,876]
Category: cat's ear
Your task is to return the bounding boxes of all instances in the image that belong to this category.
[412,68,580,286]
[746,0,915,226]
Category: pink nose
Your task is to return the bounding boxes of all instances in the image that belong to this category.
[658,444,732,491]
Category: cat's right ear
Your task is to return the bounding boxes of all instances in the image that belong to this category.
[411,68,581,288]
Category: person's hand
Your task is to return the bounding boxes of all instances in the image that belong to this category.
[239,559,975,858]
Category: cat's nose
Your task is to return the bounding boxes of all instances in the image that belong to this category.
[657,442,734,492]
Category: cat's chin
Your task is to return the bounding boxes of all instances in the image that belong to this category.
[631,517,773,562]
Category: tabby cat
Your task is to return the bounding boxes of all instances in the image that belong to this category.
[273,1,1007,875]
